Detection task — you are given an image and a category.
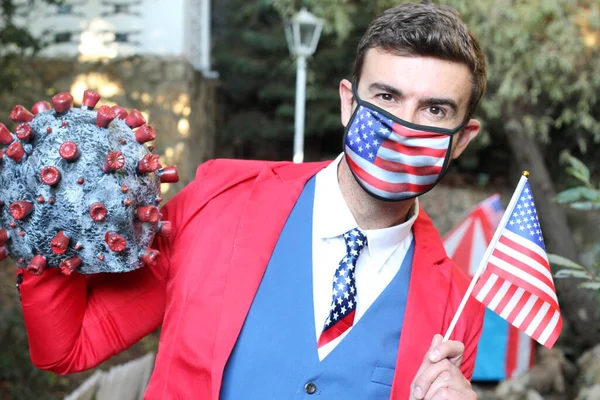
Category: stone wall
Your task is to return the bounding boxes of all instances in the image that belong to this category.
[0,56,218,200]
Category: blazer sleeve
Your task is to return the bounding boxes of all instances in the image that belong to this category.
[459,301,484,381]
[19,161,211,374]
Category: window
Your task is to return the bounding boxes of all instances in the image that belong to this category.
[54,32,72,43]
[114,33,129,43]
[57,4,73,15]
[114,4,130,14]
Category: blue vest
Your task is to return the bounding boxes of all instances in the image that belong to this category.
[221,178,414,399]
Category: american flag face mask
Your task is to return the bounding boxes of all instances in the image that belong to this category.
[343,86,466,202]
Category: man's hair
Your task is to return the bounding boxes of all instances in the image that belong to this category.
[352,2,487,120]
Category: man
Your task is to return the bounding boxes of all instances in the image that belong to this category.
[19,3,486,399]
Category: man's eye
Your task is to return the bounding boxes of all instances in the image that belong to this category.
[429,106,445,116]
[378,93,394,102]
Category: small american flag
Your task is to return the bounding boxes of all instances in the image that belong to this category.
[345,106,451,200]
[473,180,562,348]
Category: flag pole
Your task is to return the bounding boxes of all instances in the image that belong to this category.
[442,171,530,342]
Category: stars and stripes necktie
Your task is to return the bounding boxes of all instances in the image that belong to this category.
[318,228,367,348]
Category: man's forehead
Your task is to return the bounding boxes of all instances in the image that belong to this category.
[360,50,472,106]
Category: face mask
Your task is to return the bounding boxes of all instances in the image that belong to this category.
[343,85,466,202]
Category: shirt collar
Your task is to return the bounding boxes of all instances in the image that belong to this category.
[314,153,419,272]
[363,204,418,272]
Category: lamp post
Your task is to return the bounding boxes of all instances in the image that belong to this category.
[284,8,323,163]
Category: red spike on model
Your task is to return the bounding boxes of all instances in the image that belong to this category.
[158,221,172,237]
[40,166,61,186]
[52,92,74,114]
[157,165,179,183]
[60,256,82,275]
[105,232,127,252]
[82,90,101,110]
[137,154,161,174]
[9,201,33,220]
[112,105,129,119]
[27,255,47,275]
[0,228,9,245]
[103,151,126,172]
[10,105,34,123]
[96,105,117,128]
[15,124,33,142]
[125,109,146,128]
[50,231,70,255]
[6,141,25,162]
[89,203,108,222]
[137,206,160,223]
[32,101,52,115]
[0,123,13,145]
[140,248,160,265]
[59,141,80,161]
[135,124,156,144]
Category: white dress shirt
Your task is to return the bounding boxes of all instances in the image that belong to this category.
[312,153,419,360]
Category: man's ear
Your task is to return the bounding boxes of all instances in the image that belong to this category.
[451,119,481,159]
[339,79,355,127]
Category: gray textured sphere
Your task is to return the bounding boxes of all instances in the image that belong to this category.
[0,97,168,274]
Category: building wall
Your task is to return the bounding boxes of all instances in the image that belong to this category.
[13,0,215,73]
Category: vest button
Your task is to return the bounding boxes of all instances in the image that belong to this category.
[304,382,317,394]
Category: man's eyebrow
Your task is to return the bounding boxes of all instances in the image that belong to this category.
[419,97,459,114]
[367,82,460,114]
[368,82,404,97]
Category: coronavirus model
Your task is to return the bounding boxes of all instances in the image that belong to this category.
[0,90,178,277]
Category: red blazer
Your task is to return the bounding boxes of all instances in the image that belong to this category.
[20,159,484,399]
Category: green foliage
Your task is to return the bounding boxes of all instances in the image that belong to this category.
[0,0,63,94]
[217,0,600,171]
[447,0,600,162]
[555,152,600,210]
[214,0,393,160]
[0,302,66,400]
[550,154,600,289]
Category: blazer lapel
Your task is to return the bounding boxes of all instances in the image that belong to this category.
[210,165,312,398]
[391,210,454,399]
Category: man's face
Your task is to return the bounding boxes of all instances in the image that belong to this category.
[340,48,480,159]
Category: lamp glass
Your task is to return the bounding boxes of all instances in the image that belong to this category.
[285,8,323,57]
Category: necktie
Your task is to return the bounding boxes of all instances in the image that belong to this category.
[318,228,367,348]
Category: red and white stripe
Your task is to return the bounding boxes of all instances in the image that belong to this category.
[345,122,450,199]
[473,229,562,348]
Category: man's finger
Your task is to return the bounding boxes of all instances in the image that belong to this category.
[427,337,465,367]
[423,366,471,400]
[412,359,453,399]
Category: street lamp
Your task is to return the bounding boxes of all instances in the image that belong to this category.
[284,8,323,163]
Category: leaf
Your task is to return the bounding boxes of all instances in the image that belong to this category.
[567,168,591,185]
[555,269,590,279]
[554,187,588,204]
[569,201,600,211]
[578,282,600,290]
[561,153,591,183]
[554,187,600,204]
[548,254,587,270]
